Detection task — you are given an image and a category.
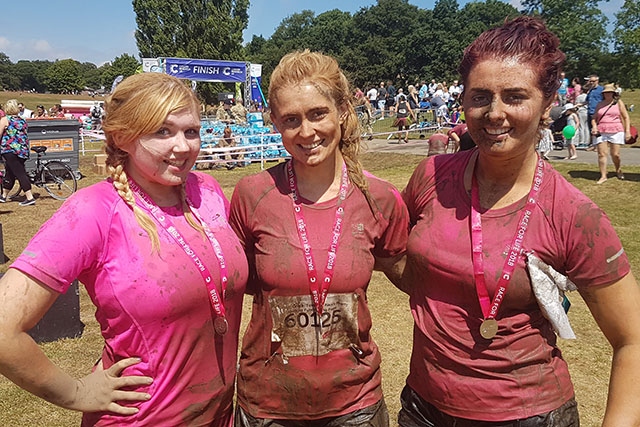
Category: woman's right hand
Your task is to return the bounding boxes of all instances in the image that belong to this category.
[0,270,153,416]
[67,357,153,414]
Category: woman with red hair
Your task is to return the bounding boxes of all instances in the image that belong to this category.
[399,16,640,427]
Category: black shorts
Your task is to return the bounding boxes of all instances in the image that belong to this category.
[398,385,579,427]
[235,398,389,427]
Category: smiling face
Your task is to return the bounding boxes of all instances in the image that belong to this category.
[462,58,552,159]
[124,108,201,201]
[271,82,345,169]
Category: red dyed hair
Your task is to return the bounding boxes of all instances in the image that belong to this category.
[458,16,565,101]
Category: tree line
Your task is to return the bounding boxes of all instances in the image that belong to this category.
[0,0,638,104]
[0,53,140,95]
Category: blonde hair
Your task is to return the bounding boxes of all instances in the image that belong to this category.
[4,99,20,116]
[103,72,202,251]
[268,50,376,214]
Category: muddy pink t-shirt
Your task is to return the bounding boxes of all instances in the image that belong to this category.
[402,150,630,422]
[229,162,408,420]
[12,172,248,426]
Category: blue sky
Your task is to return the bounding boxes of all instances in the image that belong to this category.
[0,0,623,65]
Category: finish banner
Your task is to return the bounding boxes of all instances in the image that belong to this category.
[164,58,247,83]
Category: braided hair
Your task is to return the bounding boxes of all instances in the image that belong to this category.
[102,73,202,251]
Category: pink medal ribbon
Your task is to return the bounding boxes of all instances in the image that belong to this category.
[128,179,230,335]
[286,161,349,316]
[470,156,544,339]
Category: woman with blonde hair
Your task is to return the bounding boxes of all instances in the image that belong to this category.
[230,50,408,427]
[0,72,248,426]
[0,98,36,205]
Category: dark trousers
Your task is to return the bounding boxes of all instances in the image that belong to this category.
[235,398,389,427]
[2,152,31,193]
[398,385,579,427]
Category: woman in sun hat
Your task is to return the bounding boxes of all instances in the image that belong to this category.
[592,83,631,183]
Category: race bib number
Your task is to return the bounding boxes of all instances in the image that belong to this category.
[269,293,359,357]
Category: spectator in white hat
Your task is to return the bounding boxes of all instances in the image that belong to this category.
[561,103,579,160]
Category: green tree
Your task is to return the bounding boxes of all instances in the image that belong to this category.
[0,53,19,91]
[520,0,609,79]
[13,60,53,92]
[101,54,140,89]
[612,0,640,88]
[305,10,352,55]
[343,0,422,88]
[133,0,250,103]
[246,9,355,93]
[427,0,467,80]
[79,62,101,91]
[458,0,520,57]
[43,59,85,94]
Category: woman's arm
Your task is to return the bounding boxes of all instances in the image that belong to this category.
[580,272,640,427]
[618,100,631,136]
[0,116,8,136]
[408,104,416,121]
[592,102,604,133]
[0,268,152,414]
[374,254,410,294]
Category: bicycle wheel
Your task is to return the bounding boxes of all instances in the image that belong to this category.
[40,161,77,200]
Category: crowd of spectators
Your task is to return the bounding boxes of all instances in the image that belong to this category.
[358,78,464,122]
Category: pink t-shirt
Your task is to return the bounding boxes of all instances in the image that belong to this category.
[229,161,408,420]
[427,133,449,156]
[402,150,630,422]
[447,123,467,138]
[12,172,248,426]
[596,101,624,134]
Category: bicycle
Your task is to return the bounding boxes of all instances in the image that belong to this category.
[1,146,78,201]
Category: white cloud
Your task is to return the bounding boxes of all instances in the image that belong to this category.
[0,36,10,51]
[32,39,53,54]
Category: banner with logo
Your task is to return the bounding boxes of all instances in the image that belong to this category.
[142,58,163,73]
[250,64,264,105]
[164,58,247,83]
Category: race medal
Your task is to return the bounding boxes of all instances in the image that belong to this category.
[479,318,498,340]
[470,156,545,342]
[128,179,231,338]
[214,316,229,335]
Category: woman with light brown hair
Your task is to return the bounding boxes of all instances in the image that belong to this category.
[230,50,408,427]
[0,72,248,426]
